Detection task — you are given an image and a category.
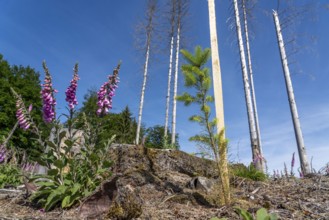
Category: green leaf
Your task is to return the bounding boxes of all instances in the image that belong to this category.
[47,169,59,176]
[89,152,98,162]
[256,208,268,220]
[71,183,81,195]
[34,157,48,167]
[96,168,108,174]
[176,92,196,106]
[235,207,253,220]
[59,130,67,142]
[64,139,73,147]
[184,72,197,87]
[44,185,67,211]
[205,95,214,102]
[35,181,56,188]
[269,213,278,220]
[201,105,210,114]
[53,159,64,169]
[61,195,71,208]
[189,115,203,123]
[64,179,73,186]
[103,160,113,168]
[46,140,57,150]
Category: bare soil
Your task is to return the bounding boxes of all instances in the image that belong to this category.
[1,145,328,219]
[1,175,328,219]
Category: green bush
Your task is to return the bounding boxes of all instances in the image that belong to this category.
[0,164,22,188]
[232,163,267,181]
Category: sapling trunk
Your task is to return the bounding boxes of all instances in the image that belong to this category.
[272,10,310,175]
[178,46,230,205]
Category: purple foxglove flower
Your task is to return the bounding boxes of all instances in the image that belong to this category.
[96,63,121,116]
[11,88,33,131]
[65,64,79,110]
[41,62,57,123]
[0,145,5,163]
[291,152,295,168]
[28,104,33,113]
[299,170,304,178]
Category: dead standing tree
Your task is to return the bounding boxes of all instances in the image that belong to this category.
[241,0,263,158]
[164,0,176,142]
[272,5,311,175]
[233,0,264,171]
[171,0,189,147]
[136,0,157,145]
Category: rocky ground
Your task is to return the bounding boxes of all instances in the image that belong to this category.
[0,145,328,220]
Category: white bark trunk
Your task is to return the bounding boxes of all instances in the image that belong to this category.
[272,10,310,175]
[171,26,180,146]
[207,0,225,135]
[165,36,174,138]
[136,43,150,145]
[242,0,263,157]
[233,0,263,171]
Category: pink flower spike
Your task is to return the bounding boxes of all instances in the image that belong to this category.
[28,104,33,112]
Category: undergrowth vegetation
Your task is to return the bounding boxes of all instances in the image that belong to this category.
[0,62,121,211]
[0,164,22,188]
[232,163,267,181]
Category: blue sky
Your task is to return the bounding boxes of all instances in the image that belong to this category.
[0,0,328,174]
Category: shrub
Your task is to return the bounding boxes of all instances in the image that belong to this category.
[232,163,267,181]
[0,164,22,188]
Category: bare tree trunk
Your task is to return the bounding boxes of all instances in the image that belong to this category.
[136,44,150,145]
[233,0,263,171]
[171,25,180,146]
[164,0,176,140]
[135,0,156,145]
[165,36,174,139]
[242,0,263,157]
[207,0,225,135]
[272,10,310,175]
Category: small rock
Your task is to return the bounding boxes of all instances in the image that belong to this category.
[189,176,215,192]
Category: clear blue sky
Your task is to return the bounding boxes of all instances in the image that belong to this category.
[1,0,328,174]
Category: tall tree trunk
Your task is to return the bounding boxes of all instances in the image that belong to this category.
[164,0,176,141]
[241,0,263,157]
[207,0,225,134]
[233,0,263,171]
[135,0,156,145]
[136,44,150,145]
[164,36,174,139]
[272,10,310,175]
[171,25,180,146]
